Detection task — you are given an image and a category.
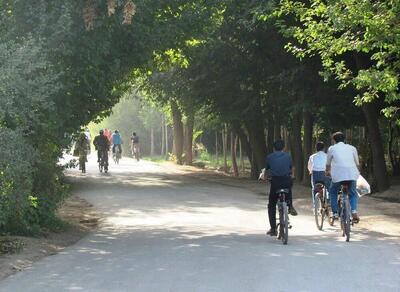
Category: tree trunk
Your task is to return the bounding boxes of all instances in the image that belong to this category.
[388,121,400,176]
[362,103,390,191]
[161,116,165,156]
[215,130,219,163]
[150,127,155,156]
[239,139,244,173]
[222,125,228,172]
[245,121,267,179]
[233,123,255,177]
[170,99,184,164]
[274,112,281,141]
[231,132,239,176]
[291,110,304,181]
[267,114,274,154]
[302,110,313,185]
[165,122,169,158]
[184,111,194,165]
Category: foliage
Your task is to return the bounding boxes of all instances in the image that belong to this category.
[275,0,400,116]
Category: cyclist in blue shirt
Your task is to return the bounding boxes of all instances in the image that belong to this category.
[111,130,122,155]
[266,139,297,236]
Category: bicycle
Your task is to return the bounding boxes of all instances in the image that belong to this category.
[131,144,140,161]
[275,188,291,245]
[79,154,86,173]
[98,150,108,173]
[314,182,330,230]
[329,181,352,242]
[113,145,121,164]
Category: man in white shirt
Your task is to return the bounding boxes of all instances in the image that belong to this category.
[326,132,360,222]
[308,141,330,207]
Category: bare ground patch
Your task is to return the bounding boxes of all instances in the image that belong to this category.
[0,195,100,281]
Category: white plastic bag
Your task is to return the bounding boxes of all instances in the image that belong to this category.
[356,174,371,197]
[258,168,266,181]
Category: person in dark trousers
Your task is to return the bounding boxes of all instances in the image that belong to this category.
[93,129,110,170]
[266,139,297,236]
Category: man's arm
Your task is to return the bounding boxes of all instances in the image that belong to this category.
[353,146,360,168]
[307,155,313,174]
[325,148,333,175]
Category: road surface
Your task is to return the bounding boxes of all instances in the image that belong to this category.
[0,156,399,291]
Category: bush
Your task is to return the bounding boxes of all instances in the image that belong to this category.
[0,129,38,234]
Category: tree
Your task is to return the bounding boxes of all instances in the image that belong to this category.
[274,0,397,190]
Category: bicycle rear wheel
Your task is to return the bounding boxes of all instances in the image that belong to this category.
[314,193,324,230]
[343,196,351,242]
[280,202,289,245]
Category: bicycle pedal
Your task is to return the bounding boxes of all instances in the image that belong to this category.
[288,225,292,229]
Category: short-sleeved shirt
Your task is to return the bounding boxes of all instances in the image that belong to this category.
[308,151,327,173]
[326,142,359,183]
[112,133,122,145]
[131,135,139,144]
[266,151,292,177]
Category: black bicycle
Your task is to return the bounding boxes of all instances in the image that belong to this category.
[329,181,352,242]
[314,182,330,230]
[113,146,121,164]
[276,188,290,245]
[98,150,109,173]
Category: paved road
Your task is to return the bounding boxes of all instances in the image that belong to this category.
[1,157,399,291]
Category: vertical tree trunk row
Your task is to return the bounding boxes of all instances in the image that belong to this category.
[170,99,184,165]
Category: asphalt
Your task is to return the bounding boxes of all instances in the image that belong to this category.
[0,156,399,292]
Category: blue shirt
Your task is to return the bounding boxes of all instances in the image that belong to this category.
[112,133,122,145]
[266,151,292,177]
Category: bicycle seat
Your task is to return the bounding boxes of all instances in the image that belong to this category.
[339,180,352,187]
[276,189,290,195]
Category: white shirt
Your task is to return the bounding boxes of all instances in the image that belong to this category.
[308,151,327,173]
[326,142,360,183]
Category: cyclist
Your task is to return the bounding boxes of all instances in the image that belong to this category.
[326,132,360,223]
[75,132,89,173]
[93,129,110,170]
[130,132,140,159]
[111,130,122,156]
[307,141,331,208]
[84,128,91,155]
[265,139,297,236]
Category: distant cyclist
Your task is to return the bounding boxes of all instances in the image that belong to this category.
[75,132,90,173]
[112,130,122,155]
[326,132,360,223]
[93,130,110,170]
[265,139,297,236]
[130,132,140,160]
[307,141,331,208]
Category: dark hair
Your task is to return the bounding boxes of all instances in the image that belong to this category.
[132,132,136,136]
[332,132,345,143]
[274,139,285,151]
[114,130,118,133]
[316,141,325,152]
[99,129,104,134]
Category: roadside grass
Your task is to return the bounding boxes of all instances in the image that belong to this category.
[142,156,168,163]
[142,152,251,175]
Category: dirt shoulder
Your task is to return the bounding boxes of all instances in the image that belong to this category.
[0,195,100,281]
[159,161,400,237]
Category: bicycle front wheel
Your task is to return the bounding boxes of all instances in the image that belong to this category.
[314,193,324,230]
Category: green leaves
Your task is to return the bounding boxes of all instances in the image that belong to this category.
[276,0,400,117]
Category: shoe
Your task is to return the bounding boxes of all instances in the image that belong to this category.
[331,213,339,220]
[289,206,298,216]
[266,229,277,236]
[352,213,360,223]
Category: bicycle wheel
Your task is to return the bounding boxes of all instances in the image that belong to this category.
[280,202,289,245]
[343,196,351,242]
[314,193,324,230]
